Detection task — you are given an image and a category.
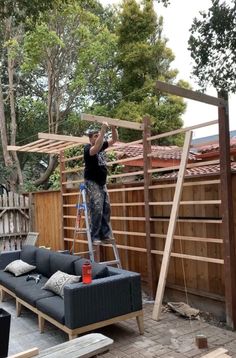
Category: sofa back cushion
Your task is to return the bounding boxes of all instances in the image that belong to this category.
[49,252,79,276]
[35,248,51,277]
[20,245,37,266]
[74,258,109,279]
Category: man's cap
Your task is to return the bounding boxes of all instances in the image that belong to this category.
[85,128,99,138]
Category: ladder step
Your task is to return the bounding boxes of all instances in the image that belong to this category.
[99,260,120,266]
[75,230,88,234]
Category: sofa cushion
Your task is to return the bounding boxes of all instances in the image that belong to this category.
[20,245,37,266]
[0,271,29,293]
[42,270,80,298]
[49,251,79,276]
[36,296,65,324]
[35,248,51,277]
[4,260,36,277]
[14,276,55,306]
[74,258,109,279]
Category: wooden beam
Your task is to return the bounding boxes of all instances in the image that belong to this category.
[147,119,218,141]
[7,145,25,151]
[38,132,88,144]
[143,116,154,298]
[152,130,193,321]
[218,92,236,329]
[156,80,227,107]
[200,348,229,358]
[8,348,39,358]
[81,113,144,130]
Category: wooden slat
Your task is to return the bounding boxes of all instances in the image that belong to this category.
[152,130,192,320]
[148,159,220,175]
[81,113,144,130]
[38,132,88,144]
[110,200,221,206]
[147,119,218,142]
[8,348,39,358]
[200,348,229,358]
[151,249,224,264]
[150,218,223,224]
[38,333,113,358]
[156,80,226,106]
[106,155,143,166]
[107,179,220,193]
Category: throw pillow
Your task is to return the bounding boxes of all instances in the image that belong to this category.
[4,259,36,277]
[42,270,80,298]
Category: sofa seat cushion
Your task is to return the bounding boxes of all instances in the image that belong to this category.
[74,259,109,279]
[14,276,55,306]
[0,271,30,293]
[36,296,65,324]
[4,260,36,277]
[49,252,80,276]
[42,270,80,298]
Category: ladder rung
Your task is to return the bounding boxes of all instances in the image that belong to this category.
[75,230,88,234]
[99,260,120,266]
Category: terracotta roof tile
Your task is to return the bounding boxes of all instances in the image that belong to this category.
[198,137,236,154]
[113,142,198,161]
[156,162,236,179]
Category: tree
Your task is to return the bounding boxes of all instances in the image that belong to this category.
[0,0,60,190]
[21,1,117,186]
[188,0,236,93]
[94,0,188,144]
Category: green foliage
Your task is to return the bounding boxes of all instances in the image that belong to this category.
[98,0,187,145]
[106,150,124,183]
[0,0,63,24]
[48,168,61,190]
[188,0,236,92]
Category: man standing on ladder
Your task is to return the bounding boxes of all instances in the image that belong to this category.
[84,121,118,245]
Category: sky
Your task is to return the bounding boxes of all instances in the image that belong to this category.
[102,0,235,139]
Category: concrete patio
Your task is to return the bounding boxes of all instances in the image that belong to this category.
[2,297,236,358]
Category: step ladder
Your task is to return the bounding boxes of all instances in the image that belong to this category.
[71,183,122,268]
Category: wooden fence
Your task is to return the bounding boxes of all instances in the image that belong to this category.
[0,191,30,250]
[26,171,234,318]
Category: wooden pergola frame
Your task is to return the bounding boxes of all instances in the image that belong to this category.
[7,81,236,329]
[152,81,236,328]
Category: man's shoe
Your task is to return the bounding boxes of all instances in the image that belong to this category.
[93,239,102,245]
[101,238,115,245]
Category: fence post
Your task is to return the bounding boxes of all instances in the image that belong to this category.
[143,116,155,298]
[218,91,236,329]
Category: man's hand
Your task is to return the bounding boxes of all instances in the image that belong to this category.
[101,121,108,133]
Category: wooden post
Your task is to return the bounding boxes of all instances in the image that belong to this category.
[218,91,236,329]
[143,116,154,298]
[152,131,192,320]
[60,151,66,251]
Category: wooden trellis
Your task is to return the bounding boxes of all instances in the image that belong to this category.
[7,82,236,328]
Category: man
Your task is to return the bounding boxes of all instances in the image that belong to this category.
[84,122,118,245]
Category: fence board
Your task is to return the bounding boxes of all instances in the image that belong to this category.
[0,192,30,251]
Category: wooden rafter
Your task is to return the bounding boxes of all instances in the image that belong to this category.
[7,133,88,154]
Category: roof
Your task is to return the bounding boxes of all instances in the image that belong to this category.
[113,142,198,161]
[197,137,236,154]
[156,162,236,179]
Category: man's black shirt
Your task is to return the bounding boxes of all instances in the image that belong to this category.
[84,141,109,186]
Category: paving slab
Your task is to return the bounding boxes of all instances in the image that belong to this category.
[2,297,236,357]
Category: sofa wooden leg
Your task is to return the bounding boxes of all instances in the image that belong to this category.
[136,312,144,334]
[0,288,5,302]
[68,333,77,340]
[38,315,45,333]
[16,300,22,317]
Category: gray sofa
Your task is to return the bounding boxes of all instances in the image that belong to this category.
[0,246,144,339]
